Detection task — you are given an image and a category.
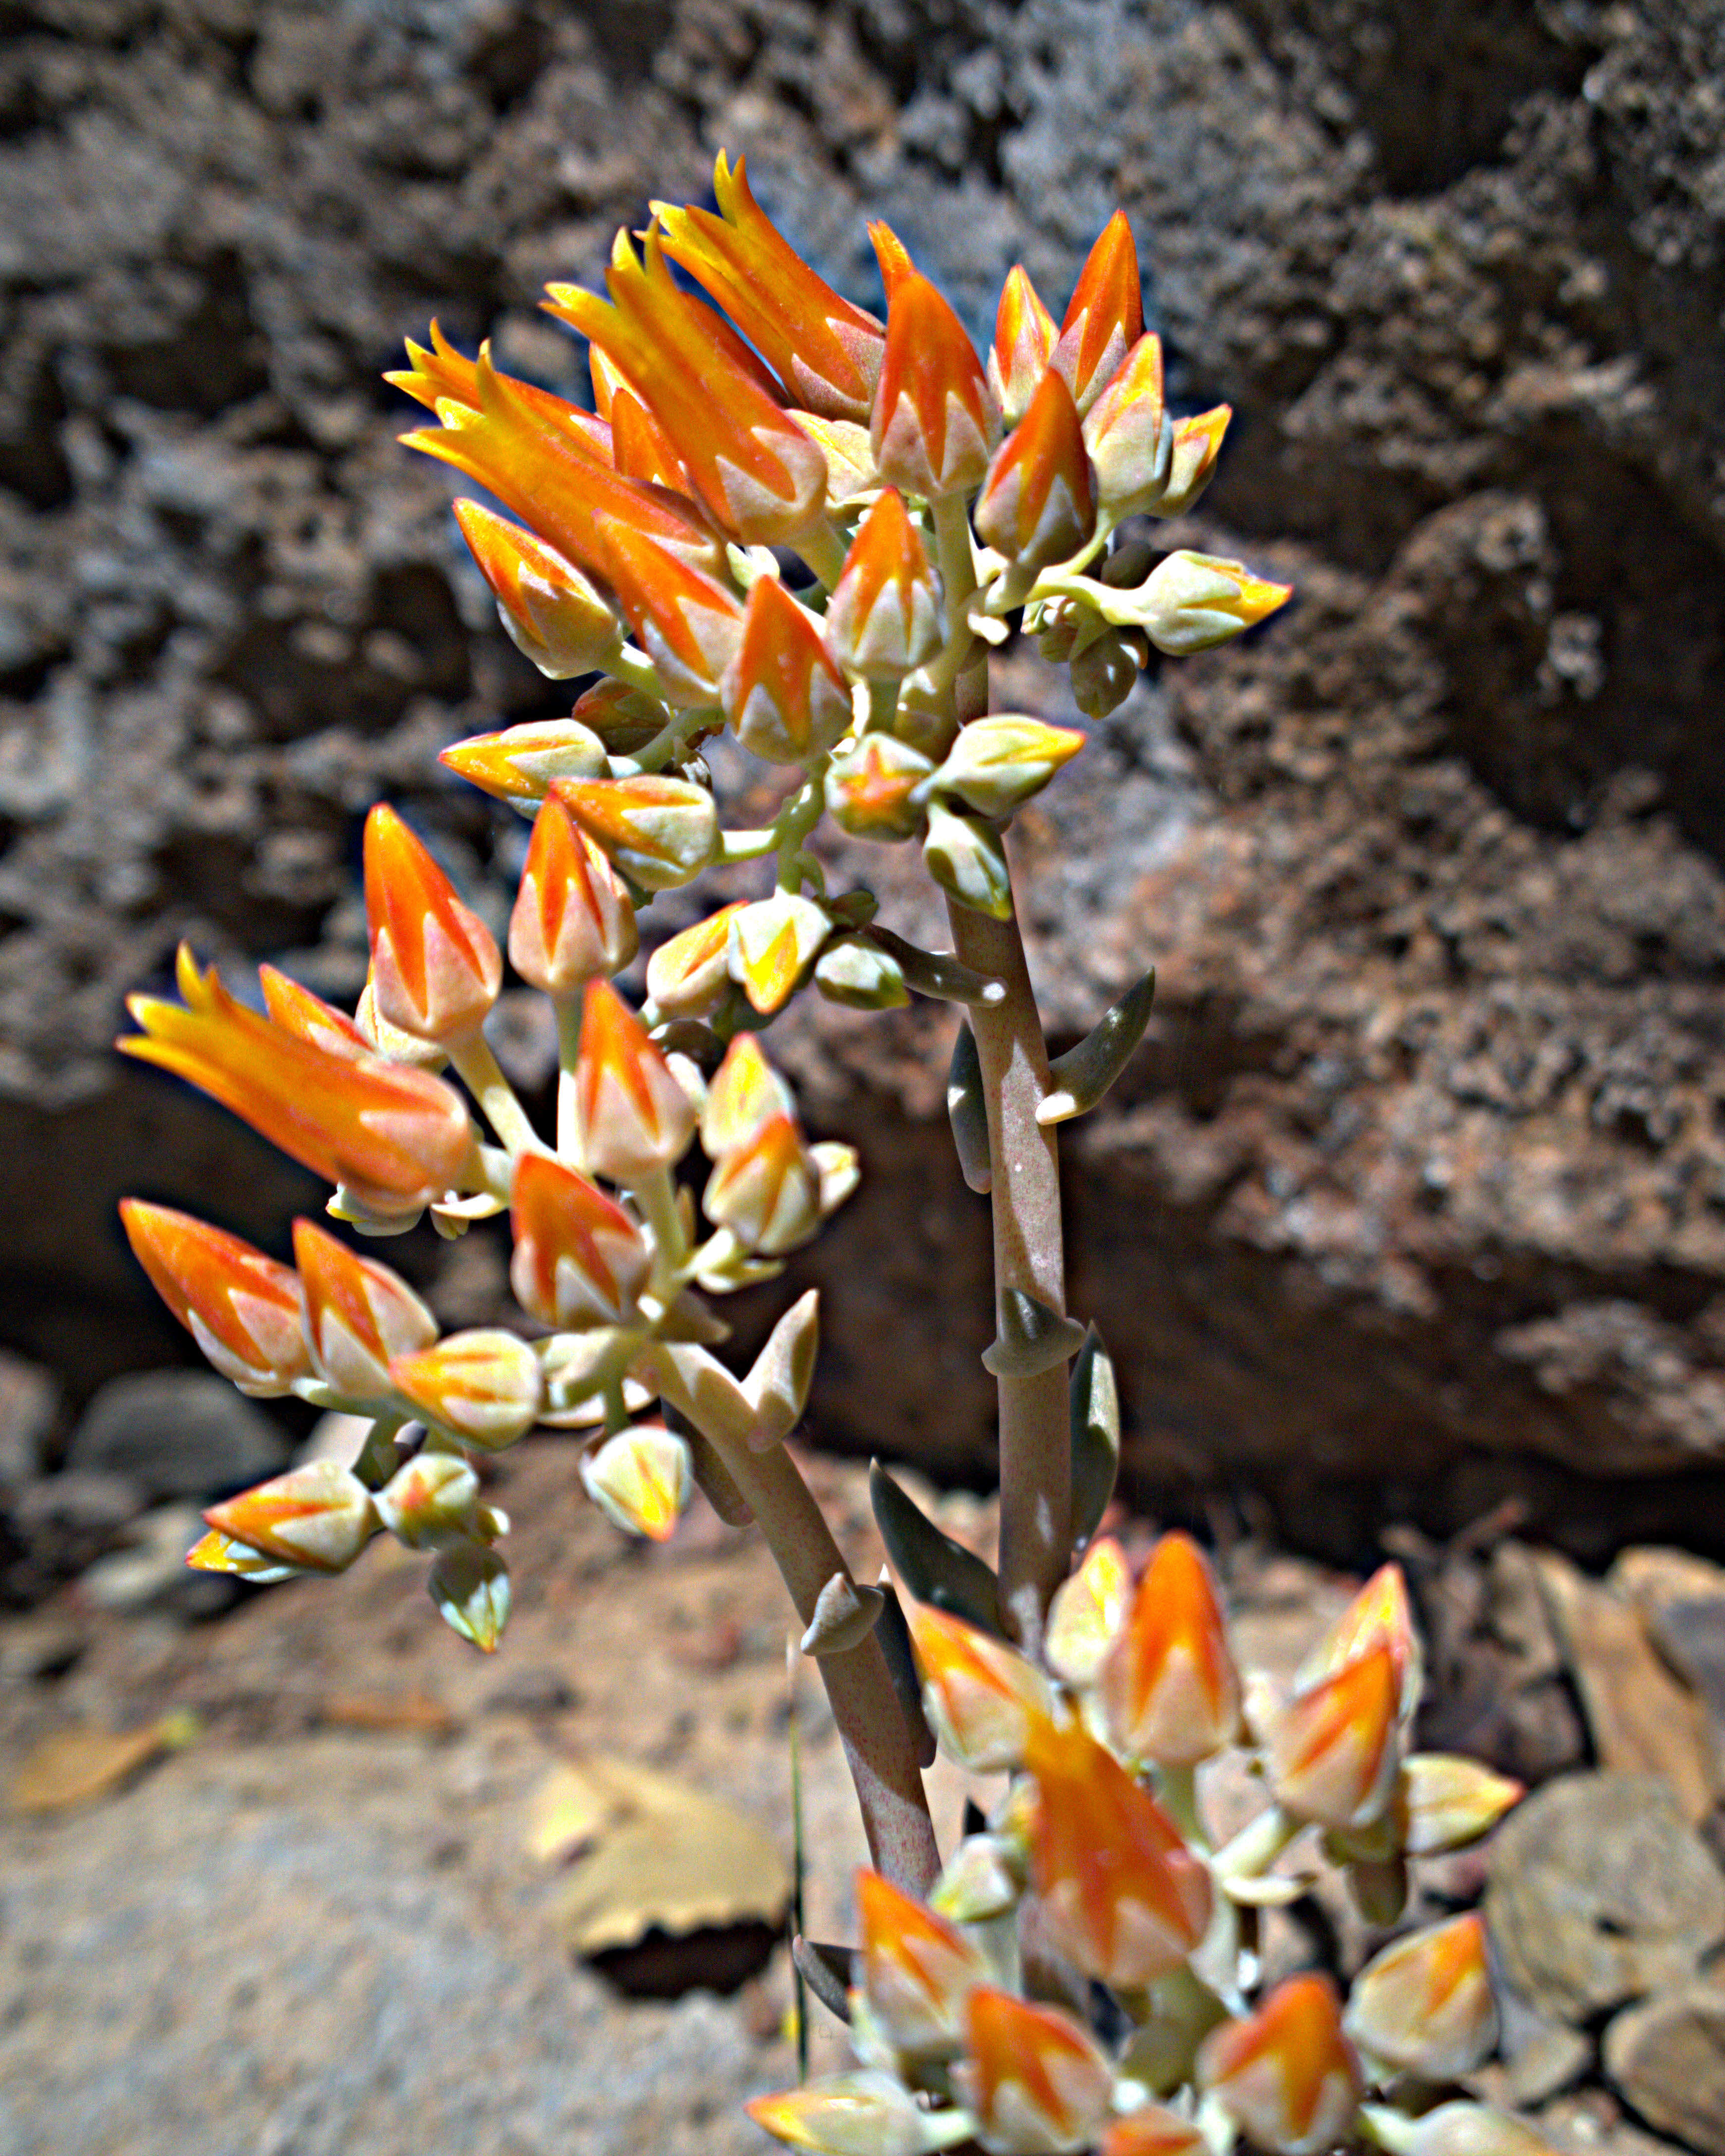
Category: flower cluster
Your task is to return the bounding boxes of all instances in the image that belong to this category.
[753,1547,1535,2156]
[115,156,1285,1646]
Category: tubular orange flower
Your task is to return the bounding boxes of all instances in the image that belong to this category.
[509,1149,651,1330]
[258,966,371,1062]
[452,498,620,678]
[1021,1711,1213,1987]
[292,1216,439,1401]
[825,490,944,681]
[871,273,1000,499]
[1100,1530,1242,1767]
[118,945,477,1213]
[645,900,749,1021]
[1267,1639,1402,1830]
[958,1988,1114,2156]
[363,804,502,1045]
[1150,406,1231,520]
[1082,333,1170,520]
[904,1603,1054,1773]
[389,1329,545,1451]
[700,1031,797,1156]
[1051,211,1143,415]
[438,718,608,810]
[387,319,614,461]
[856,1868,987,2059]
[203,1459,377,1575]
[1343,1912,1498,2083]
[508,792,639,995]
[721,573,853,764]
[702,1110,823,1255]
[988,265,1058,427]
[608,383,692,493]
[973,369,1096,571]
[1197,1976,1363,2156]
[399,342,727,583]
[546,228,829,546]
[119,1201,311,1398]
[596,517,746,708]
[551,772,720,892]
[654,152,887,423]
[569,977,698,1185]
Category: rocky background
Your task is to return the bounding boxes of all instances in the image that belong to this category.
[4,0,1725,1582]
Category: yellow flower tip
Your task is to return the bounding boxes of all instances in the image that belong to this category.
[581,1422,692,1542]
[700,1031,797,1157]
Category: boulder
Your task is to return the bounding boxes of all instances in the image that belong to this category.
[67,1372,288,1503]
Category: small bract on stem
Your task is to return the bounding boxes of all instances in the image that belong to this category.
[112,151,1540,2156]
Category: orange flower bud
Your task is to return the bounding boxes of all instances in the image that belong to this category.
[729,892,831,1016]
[933,714,1086,820]
[1045,1533,1132,1689]
[581,1421,692,1541]
[1396,1753,1523,1857]
[1298,1562,1423,1726]
[856,1868,988,2058]
[119,945,477,1213]
[509,1150,650,1330]
[721,573,853,763]
[871,273,1000,498]
[569,977,698,1184]
[437,718,608,811]
[389,1329,544,1451]
[904,1603,1054,1773]
[1198,1976,1363,2156]
[547,228,829,545]
[645,901,749,1021]
[826,489,945,681]
[119,1200,311,1397]
[258,966,371,1062]
[452,498,620,677]
[1344,1912,1498,2082]
[825,734,935,840]
[399,340,727,583]
[1022,1712,1212,1987]
[701,1032,796,1157]
[655,153,886,424]
[596,518,745,709]
[291,1215,437,1401]
[958,1988,1114,2156]
[702,1111,823,1256]
[1101,1530,1241,1767]
[203,1459,377,1575]
[1082,334,1170,518]
[1150,406,1231,519]
[551,772,719,892]
[974,370,1096,571]
[509,793,638,995]
[1102,2111,1207,2156]
[363,804,501,1046]
[1051,211,1143,415]
[988,265,1058,427]
[1267,1639,1402,1830]
[374,1451,481,1548]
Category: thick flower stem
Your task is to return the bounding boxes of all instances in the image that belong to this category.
[700,1427,942,1896]
[946,893,1072,1649]
[932,488,1073,1650]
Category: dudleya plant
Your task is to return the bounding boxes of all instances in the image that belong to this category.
[116,155,1542,2156]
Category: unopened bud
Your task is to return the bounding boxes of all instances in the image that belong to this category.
[1297,1562,1423,1728]
[815,934,911,1010]
[389,1329,544,1450]
[1082,334,1170,519]
[1267,1640,1402,1831]
[1149,406,1230,519]
[1070,627,1146,720]
[509,793,638,993]
[292,1216,439,1401]
[1396,1753,1524,1856]
[729,891,831,1016]
[552,773,720,892]
[1111,550,1292,658]
[453,498,621,676]
[703,1112,823,1255]
[905,1603,1054,1773]
[857,1867,988,2059]
[827,735,935,841]
[973,369,1096,572]
[569,978,698,1184]
[1045,1533,1132,1690]
[930,1831,1023,1924]
[204,1460,377,1574]
[924,801,1012,920]
[748,2072,955,2156]
[825,490,944,682]
[364,804,502,1045]
[441,718,611,810]
[510,1149,650,1328]
[375,1451,481,1548]
[646,902,749,1021]
[721,573,852,764]
[958,1988,1115,2156]
[701,1031,796,1157]
[571,677,671,756]
[988,265,1058,426]
[871,274,1000,498]
[1343,1912,1498,2082]
[1051,212,1143,415]
[934,715,1085,820]
[120,1201,311,1398]
[1197,1975,1363,2156]
[1102,1530,1241,1767]
[581,1421,693,1542]
[428,1539,510,1651]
